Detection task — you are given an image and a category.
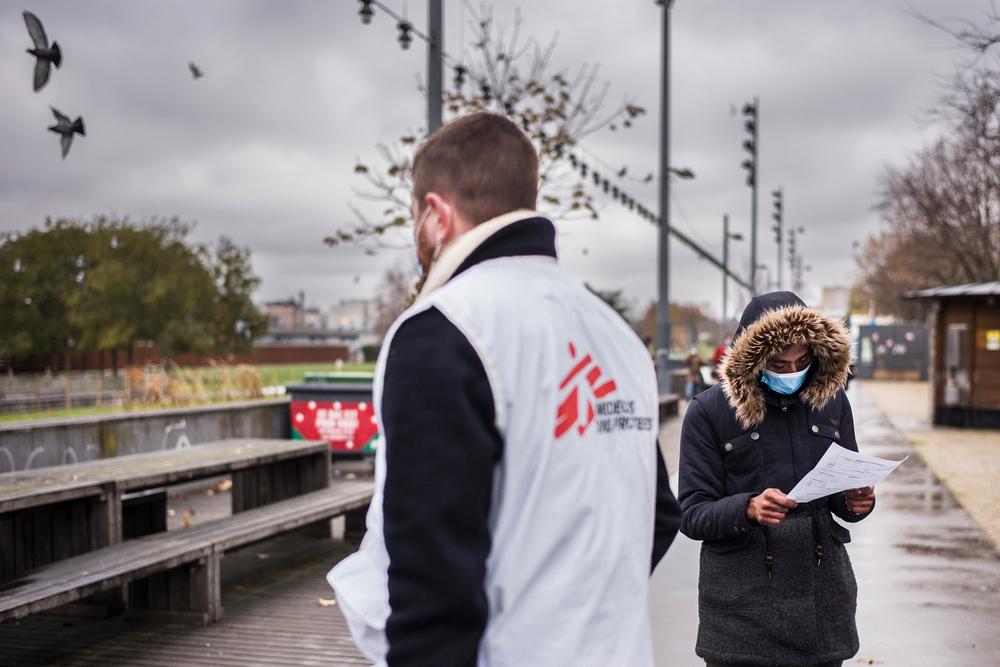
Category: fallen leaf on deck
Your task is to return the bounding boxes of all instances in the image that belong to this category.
[216,479,233,492]
[317,597,337,607]
[167,509,176,517]
[256,553,270,560]
[206,489,215,496]
[345,473,357,480]
[182,515,192,528]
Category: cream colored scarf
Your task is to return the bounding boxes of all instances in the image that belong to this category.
[415,209,541,302]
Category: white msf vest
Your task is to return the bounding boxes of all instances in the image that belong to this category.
[329,221,659,666]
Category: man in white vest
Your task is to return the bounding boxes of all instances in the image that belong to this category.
[328,112,681,666]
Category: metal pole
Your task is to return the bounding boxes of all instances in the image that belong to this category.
[656,0,675,394]
[750,95,759,295]
[427,0,443,134]
[776,187,783,290]
[722,213,729,341]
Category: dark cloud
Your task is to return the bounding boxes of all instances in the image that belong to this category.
[0,0,989,319]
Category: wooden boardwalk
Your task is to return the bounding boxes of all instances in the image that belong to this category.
[0,533,369,666]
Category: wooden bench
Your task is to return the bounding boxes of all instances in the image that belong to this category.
[0,480,373,626]
[0,439,331,586]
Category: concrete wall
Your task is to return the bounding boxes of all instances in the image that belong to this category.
[0,399,291,473]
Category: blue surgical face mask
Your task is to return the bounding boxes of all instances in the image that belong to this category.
[761,364,811,395]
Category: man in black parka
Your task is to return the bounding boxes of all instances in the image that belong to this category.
[679,292,876,667]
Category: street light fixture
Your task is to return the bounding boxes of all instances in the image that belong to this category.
[397,20,413,50]
[354,0,443,133]
[771,187,783,290]
[655,0,695,391]
[741,97,759,295]
[358,0,374,25]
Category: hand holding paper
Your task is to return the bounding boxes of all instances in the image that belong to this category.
[787,443,907,504]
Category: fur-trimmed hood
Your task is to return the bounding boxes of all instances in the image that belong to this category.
[718,291,851,430]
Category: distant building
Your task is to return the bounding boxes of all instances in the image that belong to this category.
[905,282,1000,427]
[259,296,378,363]
[328,299,375,335]
[263,291,326,332]
[263,299,301,332]
[302,307,325,331]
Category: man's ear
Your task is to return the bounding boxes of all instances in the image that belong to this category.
[424,192,453,244]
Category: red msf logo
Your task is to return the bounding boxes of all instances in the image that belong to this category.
[555,342,617,438]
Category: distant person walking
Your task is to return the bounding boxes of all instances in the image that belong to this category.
[678,292,875,667]
[327,112,682,666]
[686,346,705,399]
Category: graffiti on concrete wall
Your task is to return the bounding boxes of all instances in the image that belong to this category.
[0,441,102,472]
[161,420,192,450]
[0,447,14,473]
[0,401,286,472]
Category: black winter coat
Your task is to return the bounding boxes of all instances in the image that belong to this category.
[678,292,874,667]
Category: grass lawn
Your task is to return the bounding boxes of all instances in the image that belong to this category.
[0,362,376,425]
[255,362,374,387]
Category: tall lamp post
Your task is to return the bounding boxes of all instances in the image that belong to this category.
[426,0,443,134]
[656,0,677,394]
[722,214,743,339]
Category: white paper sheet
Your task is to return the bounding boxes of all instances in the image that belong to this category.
[787,443,908,503]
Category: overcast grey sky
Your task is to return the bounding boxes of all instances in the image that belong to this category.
[0,0,989,322]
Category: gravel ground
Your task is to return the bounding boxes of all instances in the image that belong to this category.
[861,380,1000,548]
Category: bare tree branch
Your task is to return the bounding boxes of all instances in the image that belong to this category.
[326,4,646,249]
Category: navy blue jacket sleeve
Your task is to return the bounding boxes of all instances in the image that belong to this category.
[678,398,755,545]
[827,393,875,523]
[381,307,502,667]
[651,442,681,572]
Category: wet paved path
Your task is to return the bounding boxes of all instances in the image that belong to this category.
[650,384,1000,666]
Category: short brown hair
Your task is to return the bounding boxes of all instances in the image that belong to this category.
[412,112,539,225]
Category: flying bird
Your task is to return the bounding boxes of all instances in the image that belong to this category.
[189,62,203,79]
[48,107,85,159]
[23,11,61,92]
[617,166,627,178]
[643,172,653,183]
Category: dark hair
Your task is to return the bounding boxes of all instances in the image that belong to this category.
[412,112,539,224]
